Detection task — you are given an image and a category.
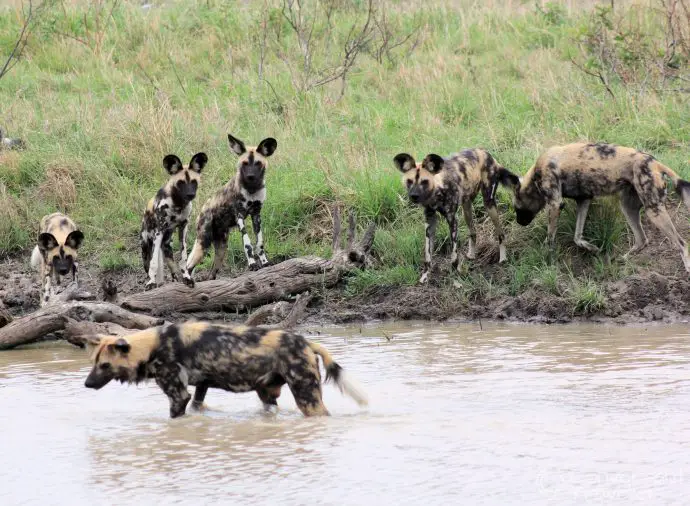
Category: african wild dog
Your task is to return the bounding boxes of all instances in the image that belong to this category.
[0,127,25,150]
[83,321,368,418]
[30,212,84,306]
[509,142,690,272]
[393,149,519,283]
[140,152,208,289]
[181,134,277,287]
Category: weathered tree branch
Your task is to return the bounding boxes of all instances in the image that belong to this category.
[0,207,373,350]
[0,301,164,350]
[0,0,34,81]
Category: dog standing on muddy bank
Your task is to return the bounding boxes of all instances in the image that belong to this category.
[83,321,368,418]
[393,149,519,283]
[30,212,84,306]
[509,142,690,272]
[140,152,208,289]
[181,134,277,287]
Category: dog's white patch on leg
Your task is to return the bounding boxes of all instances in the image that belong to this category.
[499,243,507,263]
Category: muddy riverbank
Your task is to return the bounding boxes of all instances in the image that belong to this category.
[2,239,689,333]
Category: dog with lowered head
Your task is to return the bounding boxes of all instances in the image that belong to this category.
[30,212,84,306]
[393,149,519,283]
[510,142,690,272]
[182,134,277,287]
[83,321,368,418]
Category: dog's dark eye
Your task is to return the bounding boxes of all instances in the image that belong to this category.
[99,363,111,370]
[406,179,413,187]
[420,180,429,187]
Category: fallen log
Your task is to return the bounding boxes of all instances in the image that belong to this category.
[0,206,373,350]
[0,301,164,350]
[121,207,375,314]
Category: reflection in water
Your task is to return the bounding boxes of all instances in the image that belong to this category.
[1,323,690,505]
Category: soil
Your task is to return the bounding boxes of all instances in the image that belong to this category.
[3,205,690,331]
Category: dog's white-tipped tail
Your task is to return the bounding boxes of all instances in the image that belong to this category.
[309,341,369,407]
[334,369,369,407]
[30,245,42,270]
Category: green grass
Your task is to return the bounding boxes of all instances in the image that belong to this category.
[0,0,689,304]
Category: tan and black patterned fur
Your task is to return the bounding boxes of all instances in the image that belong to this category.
[394,149,519,283]
[182,134,277,287]
[140,152,208,289]
[83,321,368,418]
[511,142,690,272]
[30,212,84,306]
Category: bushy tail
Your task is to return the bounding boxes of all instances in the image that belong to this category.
[309,341,368,407]
[30,245,42,271]
[658,164,690,211]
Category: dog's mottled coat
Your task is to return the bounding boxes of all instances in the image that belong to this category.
[140,152,208,289]
[394,149,519,283]
[510,142,690,271]
[30,212,84,306]
[182,134,277,286]
[83,321,367,418]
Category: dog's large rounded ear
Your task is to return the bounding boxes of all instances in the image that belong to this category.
[66,230,84,250]
[38,233,58,252]
[393,153,416,173]
[108,338,131,354]
[498,167,520,189]
[422,154,445,174]
[257,137,277,157]
[189,152,208,173]
[82,334,103,353]
[228,134,247,156]
[163,155,184,175]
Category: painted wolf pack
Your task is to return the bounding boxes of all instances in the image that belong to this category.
[15,131,690,417]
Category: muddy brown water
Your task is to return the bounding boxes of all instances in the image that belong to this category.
[1,322,689,505]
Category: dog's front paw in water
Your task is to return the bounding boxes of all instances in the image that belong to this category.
[190,401,209,412]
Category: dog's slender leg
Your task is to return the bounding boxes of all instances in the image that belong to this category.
[191,382,209,411]
[238,216,258,270]
[208,233,228,281]
[72,261,79,285]
[446,210,459,271]
[146,232,164,290]
[41,265,53,306]
[461,200,476,260]
[573,198,600,252]
[620,187,648,258]
[182,240,204,286]
[256,386,281,411]
[419,208,437,284]
[486,203,507,263]
[162,231,180,282]
[546,200,562,261]
[252,210,270,268]
[155,365,191,419]
[178,220,189,270]
[645,206,690,273]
